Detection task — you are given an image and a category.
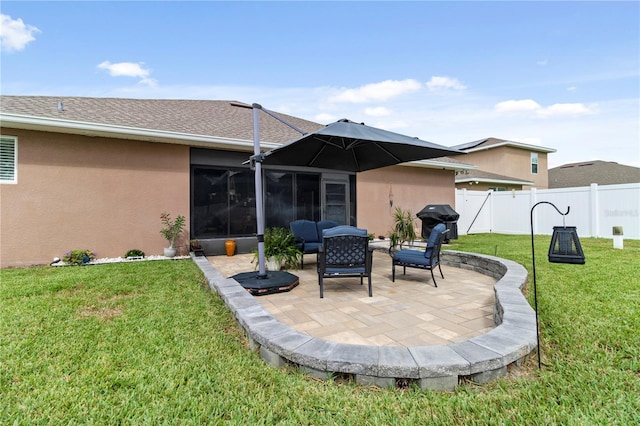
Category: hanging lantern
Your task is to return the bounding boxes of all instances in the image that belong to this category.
[548,226,585,264]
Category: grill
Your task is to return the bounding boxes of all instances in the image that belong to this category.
[417,204,460,243]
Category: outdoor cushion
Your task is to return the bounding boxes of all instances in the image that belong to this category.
[318,225,373,298]
[290,219,340,268]
[394,249,436,266]
[317,220,340,237]
[424,223,446,258]
[322,225,367,238]
[290,219,318,244]
[391,222,447,287]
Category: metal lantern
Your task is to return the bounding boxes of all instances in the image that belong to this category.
[530,201,586,369]
[548,226,585,264]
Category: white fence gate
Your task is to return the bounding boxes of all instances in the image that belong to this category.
[455,183,639,239]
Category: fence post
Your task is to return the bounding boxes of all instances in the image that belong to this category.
[488,190,495,233]
[590,183,599,238]
[457,188,467,236]
[530,188,538,234]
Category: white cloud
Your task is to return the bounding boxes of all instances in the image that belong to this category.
[97,61,157,87]
[495,99,596,118]
[537,59,548,66]
[329,79,422,103]
[495,99,542,113]
[314,112,338,123]
[0,14,40,52]
[364,106,392,117]
[540,103,596,117]
[426,76,466,91]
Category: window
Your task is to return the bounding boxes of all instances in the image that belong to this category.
[191,167,256,238]
[191,167,323,238]
[0,136,17,183]
[488,187,507,191]
[531,152,538,174]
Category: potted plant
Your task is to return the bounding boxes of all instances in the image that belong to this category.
[160,212,186,258]
[253,227,302,271]
[389,207,417,250]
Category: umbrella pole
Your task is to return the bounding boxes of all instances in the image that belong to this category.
[252,104,267,278]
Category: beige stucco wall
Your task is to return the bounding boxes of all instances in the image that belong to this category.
[357,165,456,239]
[461,146,549,188]
[1,129,190,268]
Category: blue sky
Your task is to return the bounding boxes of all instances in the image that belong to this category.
[2,1,639,168]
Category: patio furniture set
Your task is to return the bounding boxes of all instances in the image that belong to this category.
[290,219,449,298]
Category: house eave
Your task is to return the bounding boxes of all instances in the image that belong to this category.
[463,141,556,154]
[400,159,477,172]
[456,177,534,186]
[0,113,280,151]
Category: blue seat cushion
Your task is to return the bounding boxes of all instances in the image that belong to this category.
[394,249,435,266]
[302,241,322,253]
[324,266,366,275]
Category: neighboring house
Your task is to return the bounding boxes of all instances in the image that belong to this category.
[549,160,640,188]
[0,95,471,268]
[451,137,556,191]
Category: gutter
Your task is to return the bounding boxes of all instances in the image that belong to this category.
[462,141,556,154]
[0,113,281,151]
[456,177,534,186]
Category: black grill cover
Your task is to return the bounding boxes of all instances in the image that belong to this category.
[417,204,460,241]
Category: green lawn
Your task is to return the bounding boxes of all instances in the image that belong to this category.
[1,235,638,425]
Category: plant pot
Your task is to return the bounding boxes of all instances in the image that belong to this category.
[164,247,177,258]
[225,239,236,256]
[266,256,281,271]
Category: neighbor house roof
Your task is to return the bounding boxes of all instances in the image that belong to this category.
[455,169,534,186]
[452,137,556,154]
[549,160,640,188]
[0,95,474,171]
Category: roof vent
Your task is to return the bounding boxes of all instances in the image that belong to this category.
[57,101,64,112]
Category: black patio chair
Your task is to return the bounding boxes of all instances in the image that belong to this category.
[317,226,373,298]
[391,223,448,287]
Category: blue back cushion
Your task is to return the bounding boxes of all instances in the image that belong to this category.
[290,220,318,242]
[424,223,446,258]
[323,225,367,238]
[317,220,339,236]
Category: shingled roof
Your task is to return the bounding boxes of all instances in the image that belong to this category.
[452,137,556,153]
[549,160,640,188]
[1,95,477,171]
[0,95,324,146]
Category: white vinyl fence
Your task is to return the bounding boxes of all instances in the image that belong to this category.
[455,183,639,239]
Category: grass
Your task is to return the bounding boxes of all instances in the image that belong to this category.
[1,235,639,425]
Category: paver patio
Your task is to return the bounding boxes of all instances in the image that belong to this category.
[208,249,497,347]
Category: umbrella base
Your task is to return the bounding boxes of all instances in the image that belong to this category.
[231,271,300,296]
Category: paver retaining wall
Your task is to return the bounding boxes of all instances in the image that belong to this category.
[192,250,536,391]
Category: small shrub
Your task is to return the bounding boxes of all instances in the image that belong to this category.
[125,249,145,258]
[63,249,96,265]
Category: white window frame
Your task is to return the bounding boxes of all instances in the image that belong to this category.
[531,152,538,175]
[0,135,17,184]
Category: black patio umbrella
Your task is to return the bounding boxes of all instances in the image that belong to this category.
[234,106,464,293]
[262,119,464,172]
